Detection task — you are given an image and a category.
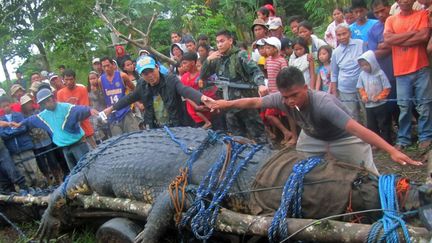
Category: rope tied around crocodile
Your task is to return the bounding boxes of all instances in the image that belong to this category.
[179,136,263,241]
[268,156,323,243]
[169,167,189,225]
[367,174,411,243]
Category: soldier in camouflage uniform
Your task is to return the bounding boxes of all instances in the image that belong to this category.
[200,30,269,144]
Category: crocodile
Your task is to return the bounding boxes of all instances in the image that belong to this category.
[35,127,430,242]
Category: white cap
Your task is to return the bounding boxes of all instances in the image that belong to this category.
[256,39,266,46]
[268,17,283,30]
[92,58,101,64]
[264,37,282,51]
[0,88,6,97]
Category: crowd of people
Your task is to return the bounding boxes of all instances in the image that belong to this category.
[0,0,429,194]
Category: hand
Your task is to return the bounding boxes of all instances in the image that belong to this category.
[0,121,10,127]
[390,150,423,166]
[207,51,222,61]
[361,96,368,103]
[103,106,114,116]
[195,105,210,112]
[307,53,314,63]
[90,109,99,116]
[208,100,230,110]
[372,96,379,102]
[258,85,269,97]
[10,122,21,128]
[136,102,145,111]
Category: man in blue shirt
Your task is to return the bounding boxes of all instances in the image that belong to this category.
[18,89,98,170]
[350,0,378,44]
[331,23,366,121]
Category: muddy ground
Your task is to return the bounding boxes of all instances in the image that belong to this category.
[0,145,429,242]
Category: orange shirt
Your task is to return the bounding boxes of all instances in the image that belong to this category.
[384,10,429,76]
[57,85,94,137]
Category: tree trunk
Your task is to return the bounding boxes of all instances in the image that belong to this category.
[1,57,11,84]
[1,193,429,242]
[34,41,50,71]
[216,208,431,243]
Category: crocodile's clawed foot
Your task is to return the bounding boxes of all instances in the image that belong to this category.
[34,213,61,242]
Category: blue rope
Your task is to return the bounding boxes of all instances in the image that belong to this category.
[164,126,220,179]
[179,136,263,241]
[164,126,193,155]
[61,131,142,198]
[367,174,411,243]
[268,156,323,243]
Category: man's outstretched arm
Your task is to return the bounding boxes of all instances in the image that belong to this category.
[345,119,422,166]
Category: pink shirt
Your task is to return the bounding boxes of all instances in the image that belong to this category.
[266,55,288,93]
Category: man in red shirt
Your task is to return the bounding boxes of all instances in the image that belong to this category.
[57,69,97,148]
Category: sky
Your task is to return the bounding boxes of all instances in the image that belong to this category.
[0,57,24,83]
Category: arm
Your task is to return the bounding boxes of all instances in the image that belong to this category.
[112,89,141,112]
[384,31,416,45]
[345,119,422,166]
[315,73,322,91]
[427,36,432,54]
[330,52,339,84]
[200,52,220,80]
[399,28,430,46]
[210,97,262,110]
[239,52,268,96]
[174,78,203,104]
[121,72,136,91]
[308,59,316,90]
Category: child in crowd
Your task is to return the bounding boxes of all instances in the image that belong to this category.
[289,38,316,88]
[0,96,45,187]
[325,8,346,48]
[356,50,392,144]
[297,21,327,60]
[343,7,356,25]
[87,71,110,142]
[315,45,333,92]
[264,37,297,145]
[180,52,212,129]
[256,39,268,78]
[280,38,293,62]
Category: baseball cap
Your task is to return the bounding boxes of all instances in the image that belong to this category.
[92,58,101,64]
[256,38,266,46]
[281,37,293,49]
[268,17,283,30]
[20,94,33,105]
[135,55,156,75]
[48,73,59,81]
[264,37,282,51]
[0,88,6,97]
[10,84,25,96]
[251,18,268,32]
[36,88,53,104]
[138,49,150,56]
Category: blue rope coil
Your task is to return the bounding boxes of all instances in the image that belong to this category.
[179,136,263,241]
[164,126,193,155]
[367,174,411,243]
[268,156,323,243]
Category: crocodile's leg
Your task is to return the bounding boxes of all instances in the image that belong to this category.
[35,171,91,242]
[135,191,176,243]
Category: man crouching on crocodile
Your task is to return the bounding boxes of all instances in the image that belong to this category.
[208,66,422,174]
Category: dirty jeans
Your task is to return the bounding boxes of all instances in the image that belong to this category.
[12,150,46,187]
[63,141,90,170]
[396,68,432,146]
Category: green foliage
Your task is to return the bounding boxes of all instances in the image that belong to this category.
[305,0,351,26]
